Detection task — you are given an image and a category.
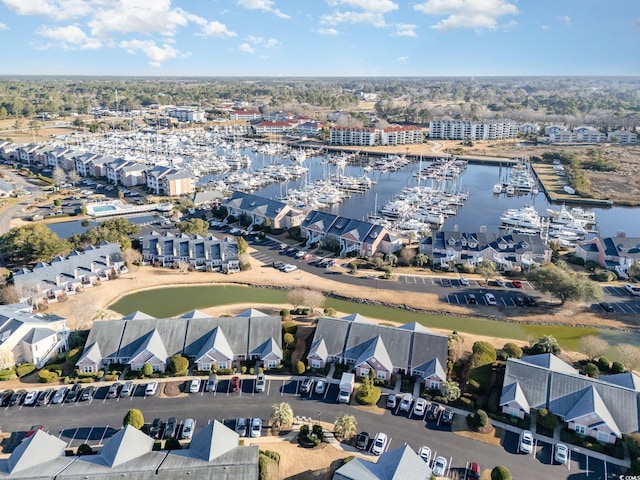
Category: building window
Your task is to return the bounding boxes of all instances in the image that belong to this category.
[429,380,440,389]
[597,431,609,442]
[574,424,586,435]
[311,360,321,369]
[200,363,211,371]
[82,365,94,373]
[507,407,520,417]
[152,364,162,372]
[267,360,278,369]
[377,371,386,380]
[218,361,227,369]
[359,368,369,377]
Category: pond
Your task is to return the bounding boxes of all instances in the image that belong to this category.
[109,285,638,352]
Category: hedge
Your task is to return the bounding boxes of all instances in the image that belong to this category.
[0,369,17,381]
[355,384,381,405]
[38,370,59,383]
[42,364,63,376]
[66,348,83,364]
[16,363,36,377]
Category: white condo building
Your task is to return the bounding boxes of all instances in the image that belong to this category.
[428,119,518,140]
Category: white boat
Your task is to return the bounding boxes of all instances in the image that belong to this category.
[500,206,543,230]
[493,184,503,194]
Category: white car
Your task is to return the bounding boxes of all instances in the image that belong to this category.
[624,283,640,296]
[555,443,569,464]
[412,397,428,417]
[250,418,262,438]
[314,379,327,395]
[519,430,534,454]
[433,456,448,476]
[189,378,201,393]
[417,445,431,464]
[496,278,506,287]
[181,418,195,439]
[485,293,497,305]
[145,381,158,396]
[255,373,266,393]
[23,390,39,406]
[282,264,298,273]
[399,393,413,412]
[371,432,388,455]
[459,277,470,286]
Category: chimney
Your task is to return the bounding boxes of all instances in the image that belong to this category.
[73,269,78,279]
[90,262,95,273]
[105,254,110,267]
[56,275,60,286]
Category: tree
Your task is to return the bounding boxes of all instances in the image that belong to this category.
[67,170,80,188]
[527,264,603,305]
[0,224,71,264]
[334,413,358,440]
[502,342,523,359]
[0,285,19,305]
[415,253,428,268]
[77,444,94,456]
[293,361,305,375]
[270,402,294,432]
[617,344,640,371]
[287,289,306,310]
[579,335,609,360]
[302,289,325,313]
[28,119,40,140]
[177,218,209,236]
[440,380,461,401]
[581,362,600,378]
[237,236,249,255]
[169,354,189,375]
[355,373,381,405]
[475,261,497,282]
[491,465,512,480]
[52,166,67,190]
[283,333,295,348]
[177,259,190,274]
[122,247,142,267]
[123,408,144,429]
[629,261,640,280]
[532,335,561,354]
[386,253,397,267]
[141,362,153,377]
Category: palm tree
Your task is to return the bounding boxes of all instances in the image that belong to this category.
[270,402,294,432]
[415,253,428,268]
[333,413,358,440]
[440,381,461,401]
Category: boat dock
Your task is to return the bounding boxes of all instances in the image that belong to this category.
[531,162,613,206]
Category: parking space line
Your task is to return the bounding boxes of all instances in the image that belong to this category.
[266,379,272,396]
[323,386,330,400]
[238,379,243,397]
[281,380,285,397]
[66,427,79,447]
[99,425,109,446]
[445,294,451,303]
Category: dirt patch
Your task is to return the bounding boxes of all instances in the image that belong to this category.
[451,415,504,447]
[350,404,386,416]
[160,381,186,399]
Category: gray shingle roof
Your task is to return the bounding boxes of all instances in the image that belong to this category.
[333,444,431,480]
[128,329,169,364]
[499,382,530,413]
[76,342,102,366]
[308,337,328,361]
[520,353,578,374]
[121,311,156,320]
[349,336,393,372]
[563,386,621,437]
[312,317,352,357]
[98,425,155,467]
[3,430,67,474]
[345,323,412,371]
[412,358,446,381]
[600,372,640,391]
[195,326,234,362]
[175,420,238,462]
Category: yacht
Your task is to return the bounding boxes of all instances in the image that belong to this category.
[500,206,543,230]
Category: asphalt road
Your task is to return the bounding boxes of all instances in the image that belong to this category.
[0,379,621,480]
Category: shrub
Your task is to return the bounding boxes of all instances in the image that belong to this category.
[612,361,625,373]
[293,361,305,375]
[502,343,523,359]
[259,452,278,480]
[123,408,144,429]
[280,309,290,318]
[581,362,600,378]
[77,444,94,456]
[262,450,280,464]
[42,364,63,376]
[491,465,512,480]
[141,363,153,377]
[283,333,295,348]
[16,363,36,377]
[536,408,558,430]
[596,357,610,371]
[323,307,337,317]
[38,370,59,383]
[0,368,17,381]
[241,366,247,374]
[169,355,189,375]
[103,374,119,381]
[66,348,83,364]
[282,321,297,334]
[467,409,489,431]
[355,376,381,405]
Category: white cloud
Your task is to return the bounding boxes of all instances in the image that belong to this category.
[36,24,101,49]
[2,0,92,21]
[326,0,398,14]
[556,15,571,26]
[237,0,290,19]
[397,56,409,64]
[541,24,550,30]
[414,0,518,31]
[0,22,7,30]
[393,23,417,37]
[317,27,339,35]
[119,38,182,67]
[321,11,386,27]
[199,21,236,38]
[264,38,279,48]
[238,43,255,54]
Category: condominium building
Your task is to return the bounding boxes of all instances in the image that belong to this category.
[428,119,518,140]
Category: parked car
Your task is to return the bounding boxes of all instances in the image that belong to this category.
[426,402,443,421]
[466,293,477,304]
[205,374,218,392]
[484,293,497,305]
[230,376,241,393]
[519,430,534,454]
[441,408,455,424]
[599,302,614,312]
[164,417,177,438]
[386,394,397,409]
[250,418,262,438]
[255,373,266,393]
[52,387,69,404]
[355,432,370,450]
[371,432,388,455]
[314,379,327,395]
[120,381,134,398]
[525,296,537,307]
[79,386,96,402]
[106,383,121,399]
[624,283,640,296]
[189,378,201,393]
[8,389,26,406]
[23,390,38,406]
[512,280,524,288]
[25,425,43,438]
[0,390,13,407]
[466,461,481,479]
[181,418,195,439]
[513,295,525,306]
[495,278,506,287]
[433,456,448,476]
[399,393,413,412]
[412,397,427,417]
[235,417,247,437]
[149,418,162,439]
[459,277,470,286]
[555,443,569,464]
[145,381,158,396]
[299,378,313,394]
[36,388,55,406]
[417,445,431,464]
[65,384,82,402]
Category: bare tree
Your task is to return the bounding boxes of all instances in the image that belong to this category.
[122,247,142,268]
[617,344,640,371]
[287,288,306,310]
[302,289,325,313]
[579,335,609,360]
[67,170,81,188]
[0,285,19,305]
[177,259,190,274]
[52,166,67,190]
[68,294,99,331]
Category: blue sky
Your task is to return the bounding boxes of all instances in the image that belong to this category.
[0,0,638,76]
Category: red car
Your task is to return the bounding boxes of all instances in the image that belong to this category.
[230,376,241,392]
[512,280,523,288]
[25,425,43,438]
[466,462,481,479]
